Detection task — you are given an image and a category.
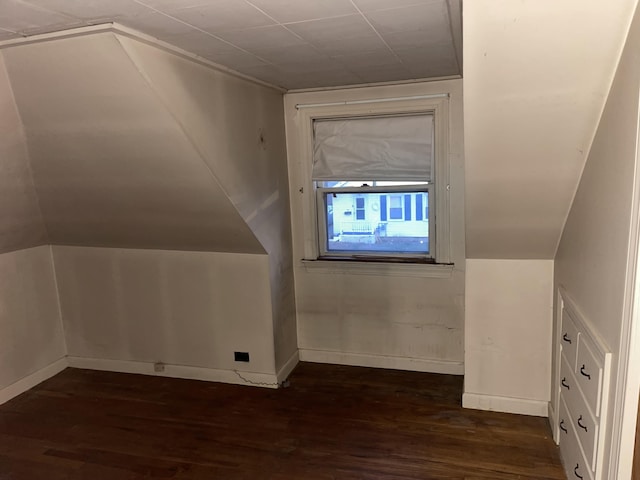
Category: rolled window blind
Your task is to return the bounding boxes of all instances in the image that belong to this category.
[312,114,433,181]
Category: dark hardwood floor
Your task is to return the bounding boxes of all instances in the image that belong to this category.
[0,362,565,480]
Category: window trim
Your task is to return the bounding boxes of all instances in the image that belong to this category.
[296,96,451,265]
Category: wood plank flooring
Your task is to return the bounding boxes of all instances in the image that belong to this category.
[0,363,565,480]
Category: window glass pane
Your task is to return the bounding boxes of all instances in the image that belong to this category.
[323,191,429,255]
[319,180,373,188]
[389,195,403,220]
[355,197,366,220]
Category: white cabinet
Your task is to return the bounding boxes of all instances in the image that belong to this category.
[555,294,612,480]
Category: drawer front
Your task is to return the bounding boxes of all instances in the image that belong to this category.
[561,309,580,369]
[559,397,594,480]
[560,354,577,402]
[560,356,598,470]
[576,336,603,416]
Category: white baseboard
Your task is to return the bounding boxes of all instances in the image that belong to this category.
[299,349,464,375]
[67,356,280,389]
[277,350,299,384]
[462,392,549,417]
[0,357,68,405]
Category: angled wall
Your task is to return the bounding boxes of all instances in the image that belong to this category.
[0,52,64,403]
[0,30,296,385]
[2,32,263,254]
[0,52,47,253]
[464,0,637,260]
[462,0,638,415]
[554,3,640,476]
[117,35,297,373]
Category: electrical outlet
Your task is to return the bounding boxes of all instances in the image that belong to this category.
[154,362,165,372]
[234,351,250,362]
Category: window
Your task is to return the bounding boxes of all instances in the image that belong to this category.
[313,113,437,261]
[295,94,451,266]
[355,197,366,220]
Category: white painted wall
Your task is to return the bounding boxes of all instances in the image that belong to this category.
[463,0,637,259]
[0,246,65,401]
[464,259,553,416]
[3,33,263,254]
[554,2,640,476]
[0,53,64,404]
[2,31,297,380]
[284,80,465,373]
[53,246,276,378]
[0,52,47,254]
[118,36,297,372]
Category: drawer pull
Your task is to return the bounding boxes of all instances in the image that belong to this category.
[563,333,572,344]
[580,364,591,380]
[577,415,588,432]
[559,420,568,433]
[561,377,570,390]
[574,464,583,479]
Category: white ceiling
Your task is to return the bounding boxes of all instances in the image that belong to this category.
[0,0,462,90]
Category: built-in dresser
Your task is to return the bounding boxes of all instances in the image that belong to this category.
[556,297,612,480]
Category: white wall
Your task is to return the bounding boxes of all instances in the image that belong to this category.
[284,80,465,373]
[554,2,640,476]
[2,31,298,382]
[0,246,65,403]
[464,259,553,416]
[0,53,64,404]
[463,0,637,259]
[53,246,277,381]
[3,32,263,254]
[118,36,297,372]
[0,52,47,254]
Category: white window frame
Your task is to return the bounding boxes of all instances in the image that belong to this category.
[295,96,451,265]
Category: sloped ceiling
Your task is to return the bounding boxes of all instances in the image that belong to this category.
[2,32,265,254]
[464,0,639,259]
[0,53,48,254]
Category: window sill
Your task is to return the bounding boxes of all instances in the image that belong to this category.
[300,258,454,278]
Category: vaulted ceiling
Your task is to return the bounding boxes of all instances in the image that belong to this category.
[0,0,462,90]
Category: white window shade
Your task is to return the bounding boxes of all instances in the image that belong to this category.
[312,114,434,182]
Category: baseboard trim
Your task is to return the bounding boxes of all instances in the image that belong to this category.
[462,392,549,417]
[277,350,299,384]
[299,349,464,375]
[0,357,68,405]
[67,357,280,389]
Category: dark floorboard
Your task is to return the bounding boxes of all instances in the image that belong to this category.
[0,362,565,479]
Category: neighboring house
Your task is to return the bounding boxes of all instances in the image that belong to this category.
[331,191,428,238]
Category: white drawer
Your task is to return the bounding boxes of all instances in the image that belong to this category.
[559,396,594,480]
[576,335,603,416]
[560,353,577,400]
[561,309,580,369]
[560,356,598,470]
